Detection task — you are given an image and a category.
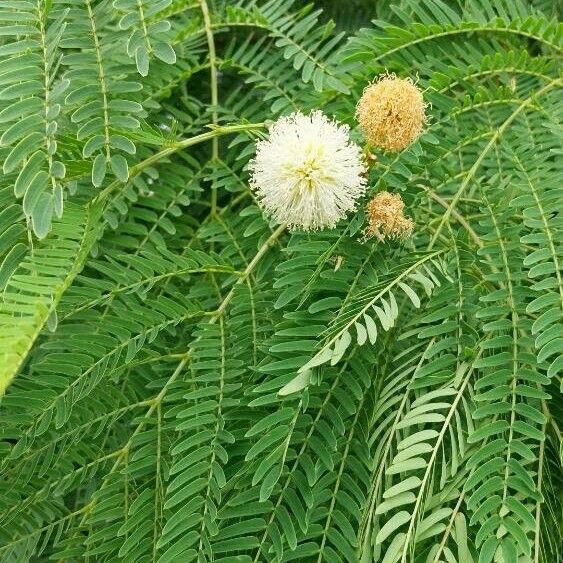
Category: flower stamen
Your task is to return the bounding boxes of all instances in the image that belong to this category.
[364,191,414,242]
[249,111,367,231]
[356,74,427,152]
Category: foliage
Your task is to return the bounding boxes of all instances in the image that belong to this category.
[0,1,561,562]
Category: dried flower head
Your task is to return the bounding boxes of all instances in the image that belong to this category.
[249,111,367,231]
[356,74,426,152]
[365,191,414,241]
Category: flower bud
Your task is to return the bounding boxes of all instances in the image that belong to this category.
[356,75,426,152]
[365,191,414,241]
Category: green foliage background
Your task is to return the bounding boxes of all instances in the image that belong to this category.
[0,1,561,562]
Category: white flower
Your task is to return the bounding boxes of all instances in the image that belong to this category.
[249,111,367,231]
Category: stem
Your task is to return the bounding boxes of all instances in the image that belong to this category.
[431,492,466,563]
[533,418,546,563]
[400,361,476,562]
[358,338,436,557]
[95,122,264,204]
[84,0,111,161]
[420,185,483,248]
[212,224,286,321]
[200,0,219,214]
[79,355,190,525]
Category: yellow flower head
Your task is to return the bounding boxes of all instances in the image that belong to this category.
[356,74,426,152]
[365,191,414,242]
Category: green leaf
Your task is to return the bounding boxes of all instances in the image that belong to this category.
[3,132,43,174]
[135,45,149,76]
[110,134,136,155]
[22,170,48,216]
[383,477,422,499]
[381,533,406,563]
[31,193,53,239]
[110,154,129,182]
[376,511,411,545]
[375,492,416,515]
[0,243,26,289]
[153,42,176,64]
[92,153,107,187]
[278,369,311,396]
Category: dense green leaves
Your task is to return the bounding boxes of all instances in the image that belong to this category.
[0,1,68,237]
[0,0,561,562]
[113,0,176,76]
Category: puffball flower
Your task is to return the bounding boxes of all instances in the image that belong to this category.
[356,75,426,152]
[249,111,367,231]
[365,191,414,241]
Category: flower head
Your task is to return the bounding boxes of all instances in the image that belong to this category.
[249,111,367,231]
[356,74,426,152]
[365,191,414,241]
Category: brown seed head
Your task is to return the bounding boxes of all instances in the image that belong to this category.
[365,191,414,242]
[356,74,426,152]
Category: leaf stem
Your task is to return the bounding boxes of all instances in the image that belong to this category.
[199,0,219,214]
[95,122,265,204]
